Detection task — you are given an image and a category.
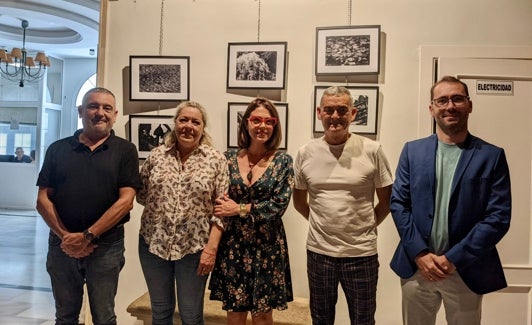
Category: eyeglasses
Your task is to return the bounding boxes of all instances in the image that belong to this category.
[322,105,349,116]
[431,95,469,107]
[248,116,278,127]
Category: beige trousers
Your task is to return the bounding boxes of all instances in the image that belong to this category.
[400,271,483,325]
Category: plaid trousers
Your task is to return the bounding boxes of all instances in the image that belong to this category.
[307,250,379,325]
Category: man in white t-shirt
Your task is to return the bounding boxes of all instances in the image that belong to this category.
[293,86,393,325]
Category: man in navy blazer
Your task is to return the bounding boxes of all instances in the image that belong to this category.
[390,76,511,325]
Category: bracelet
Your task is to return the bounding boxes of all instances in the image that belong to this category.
[239,202,247,218]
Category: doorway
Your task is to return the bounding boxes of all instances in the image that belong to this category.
[76,73,98,130]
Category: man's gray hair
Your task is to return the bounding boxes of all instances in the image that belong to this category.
[81,87,116,107]
[321,86,354,106]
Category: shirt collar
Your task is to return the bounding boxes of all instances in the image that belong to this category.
[70,129,114,151]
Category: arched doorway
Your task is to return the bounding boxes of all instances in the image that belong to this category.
[76,73,97,130]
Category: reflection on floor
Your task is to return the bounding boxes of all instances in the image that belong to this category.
[0,209,55,325]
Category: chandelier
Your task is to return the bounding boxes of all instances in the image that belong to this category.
[0,20,50,88]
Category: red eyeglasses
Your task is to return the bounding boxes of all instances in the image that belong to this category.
[248,116,278,127]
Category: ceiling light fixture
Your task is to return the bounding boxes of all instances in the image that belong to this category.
[0,19,50,87]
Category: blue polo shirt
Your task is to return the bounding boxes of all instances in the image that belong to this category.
[37,129,141,232]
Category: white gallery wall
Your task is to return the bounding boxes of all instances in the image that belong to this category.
[100,0,532,324]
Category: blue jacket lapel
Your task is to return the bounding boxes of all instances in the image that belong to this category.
[451,133,476,195]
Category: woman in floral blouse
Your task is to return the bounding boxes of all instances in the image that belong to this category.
[209,97,294,325]
[137,101,228,325]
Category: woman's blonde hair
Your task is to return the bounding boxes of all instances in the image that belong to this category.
[164,101,214,148]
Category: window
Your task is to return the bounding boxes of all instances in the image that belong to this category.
[14,133,32,154]
[0,123,37,156]
[0,133,7,154]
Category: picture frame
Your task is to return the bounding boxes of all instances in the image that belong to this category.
[227,42,287,89]
[227,102,288,150]
[315,25,381,75]
[313,85,379,134]
[129,56,190,101]
[129,115,174,159]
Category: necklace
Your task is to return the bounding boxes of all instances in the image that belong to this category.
[246,163,255,182]
[246,151,268,183]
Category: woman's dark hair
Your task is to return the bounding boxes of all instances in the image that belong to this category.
[237,97,282,150]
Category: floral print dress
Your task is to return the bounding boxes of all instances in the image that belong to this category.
[209,149,294,314]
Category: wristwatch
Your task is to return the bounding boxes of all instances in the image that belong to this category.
[83,229,96,243]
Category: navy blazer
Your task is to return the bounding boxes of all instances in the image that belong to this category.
[390,133,511,294]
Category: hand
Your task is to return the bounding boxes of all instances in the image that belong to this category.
[415,252,455,282]
[65,244,96,258]
[61,232,97,258]
[214,194,238,217]
[432,254,456,274]
[197,248,216,276]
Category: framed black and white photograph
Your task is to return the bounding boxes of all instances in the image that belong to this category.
[227,42,287,89]
[315,25,380,75]
[129,56,190,101]
[129,115,174,159]
[313,86,379,134]
[227,102,288,149]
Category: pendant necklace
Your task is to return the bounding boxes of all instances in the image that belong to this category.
[246,162,255,183]
[246,151,268,183]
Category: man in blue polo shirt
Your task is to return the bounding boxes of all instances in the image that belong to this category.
[36,87,141,325]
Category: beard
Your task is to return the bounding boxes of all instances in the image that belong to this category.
[435,117,468,136]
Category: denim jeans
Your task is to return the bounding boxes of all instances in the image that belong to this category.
[138,235,208,325]
[46,226,125,325]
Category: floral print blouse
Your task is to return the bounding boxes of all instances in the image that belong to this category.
[137,144,228,260]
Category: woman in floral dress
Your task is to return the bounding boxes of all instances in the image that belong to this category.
[210,97,294,325]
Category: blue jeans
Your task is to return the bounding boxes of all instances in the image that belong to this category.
[307,250,379,325]
[138,235,208,325]
[46,226,125,325]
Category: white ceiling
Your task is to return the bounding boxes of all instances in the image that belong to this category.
[0,0,100,59]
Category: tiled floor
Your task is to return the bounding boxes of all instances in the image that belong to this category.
[0,209,55,325]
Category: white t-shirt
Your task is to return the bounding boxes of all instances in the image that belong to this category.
[294,134,393,257]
